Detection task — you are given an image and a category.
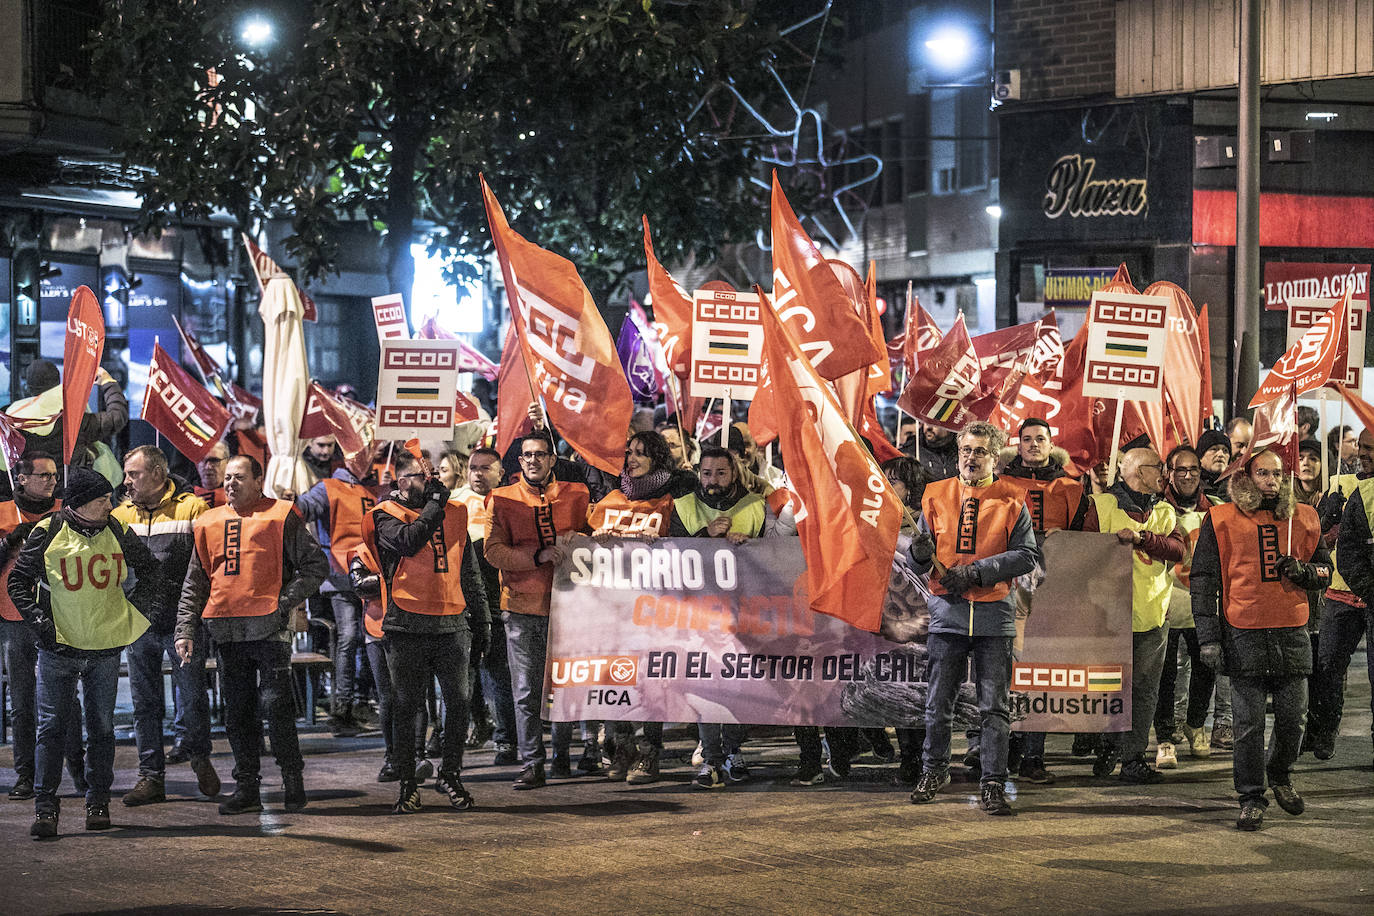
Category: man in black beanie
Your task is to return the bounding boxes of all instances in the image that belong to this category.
[1196,429,1232,504]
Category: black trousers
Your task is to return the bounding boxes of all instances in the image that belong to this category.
[219,639,303,783]
[385,629,471,780]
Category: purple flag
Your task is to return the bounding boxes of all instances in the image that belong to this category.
[617,311,663,403]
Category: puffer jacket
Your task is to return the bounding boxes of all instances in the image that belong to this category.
[111,476,207,634]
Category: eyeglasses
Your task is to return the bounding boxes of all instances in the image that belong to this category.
[200,457,225,465]
[1138,463,1164,472]
[24,472,58,480]
[398,472,427,481]
[957,447,992,459]
[520,452,552,461]
[1170,466,1201,476]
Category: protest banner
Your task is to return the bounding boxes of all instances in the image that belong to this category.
[374,338,461,437]
[1081,291,1169,402]
[689,287,764,400]
[548,532,1131,731]
[371,293,410,343]
[143,342,231,462]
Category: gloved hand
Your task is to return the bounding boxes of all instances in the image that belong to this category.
[422,475,450,503]
[1200,642,1223,672]
[469,623,491,659]
[1275,555,1303,582]
[30,614,57,652]
[939,564,980,597]
[909,531,935,565]
[349,557,381,600]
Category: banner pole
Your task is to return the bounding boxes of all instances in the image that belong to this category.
[1320,396,1329,492]
[1106,389,1126,485]
[1287,468,1295,555]
[1338,395,1347,475]
[721,387,731,448]
[667,374,688,457]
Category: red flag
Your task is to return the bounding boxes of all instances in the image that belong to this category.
[142,342,231,463]
[907,296,943,375]
[454,390,482,424]
[495,322,536,460]
[1139,281,1210,453]
[0,413,31,471]
[642,216,693,384]
[747,360,780,448]
[757,285,902,632]
[1340,384,1374,431]
[227,382,262,425]
[1222,384,1299,478]
[1251,289,1351,407]
[418,320,501,382]
[299,380,374,478]
[482,177,634,475]
[172,315,224,387]
[770,174,882,379]
[242,234,317,322]
[859,398,902,464]
[62,286,104,465]
[895,314,985,431]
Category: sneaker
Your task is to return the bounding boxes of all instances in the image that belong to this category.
[1236,801,1264,831]
[548,756,574,780]
[626,748,660,785]
[377,760,400,783]
[1184,725,1211,758]
[1272,783,1305,816]
[393,779,422,814]
[894,757,921,786]
[693,763,725,789]
[979,781,1012,816]
[30,811,57,839]
[164,744,191,765]
[1119,758,1163,784]
[724,752,750,783]
[217,784,263,815]
[493,744,519,767]
[191,756,222,798]
[413,759,435,785]
[691,741,705,767]
[84,802,112,831]
[576,748,603,776]
[790,765,825,786]
[1210,724,1234,750]
[1017,757,1055,784]
[283,771,307,812]
[8,776,35,800]
[1311,730,1336,760]
[910,769,950,804]
[607,746,634,782]
[1155,741,1178,770]
[1092,743,1121,777]
[434,771,475,810]
[1071,734,1097,757]
[512,763,545,790]
[121,776,166,807]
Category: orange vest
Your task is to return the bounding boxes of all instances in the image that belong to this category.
[454,487,492,543]
[194,486,226,509]
[588,490,674,537]
[361,500,469,618]
[321,477,376,574]
[1210,501,1320,630]
[193,498,294,618]
[486,477,590,614]
[922,477,1026,602]
[0,499,59,622]
[1001,474,1082,534]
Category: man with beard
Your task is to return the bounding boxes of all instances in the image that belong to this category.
[902,424,959,482]
[1196,430,1232,504]
[1193,449,1328,831]
[998,418,1083,784]
[1074,448,1186,783]
[1307,427,1374,759]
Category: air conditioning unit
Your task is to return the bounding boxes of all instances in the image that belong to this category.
[993,69,1021,101]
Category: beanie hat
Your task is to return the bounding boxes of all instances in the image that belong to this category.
[25,359,59,395]
[1196,429,1231,459]
[63,467,114,510]
[1298,438,1322,459]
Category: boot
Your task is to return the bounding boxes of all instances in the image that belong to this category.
[283,771,307,812]
[607,743,634,782]
[190,756,222,798]
[626,747,660,785]
[393,778,422,814]
[121,776,166,807]
[330,709,362,738]
[218,781,263,815]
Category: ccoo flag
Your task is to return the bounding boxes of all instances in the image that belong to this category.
[142,342,231,462]
[756,285,902,633]
[482,177,634,475]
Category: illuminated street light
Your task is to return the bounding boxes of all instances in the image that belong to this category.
[240,16,274,47]
[985,204,1002,219]
[924,26,975,72]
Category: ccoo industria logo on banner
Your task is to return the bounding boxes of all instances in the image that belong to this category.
[1042,154,1148,219]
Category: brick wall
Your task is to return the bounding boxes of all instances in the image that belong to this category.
[996,0,1116,102]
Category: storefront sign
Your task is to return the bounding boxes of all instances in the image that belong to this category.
[1044,267,1117,308]
[1043,154,1148,219]
[1263,261,1370,311]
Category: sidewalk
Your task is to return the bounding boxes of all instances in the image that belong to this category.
[1,667,1370,915]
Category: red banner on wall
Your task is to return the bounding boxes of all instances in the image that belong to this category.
[1263,261,1370,311]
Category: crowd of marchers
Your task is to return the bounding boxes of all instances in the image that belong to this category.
[3,357,1371,839]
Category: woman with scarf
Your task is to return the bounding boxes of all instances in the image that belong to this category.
[587,432,696,785]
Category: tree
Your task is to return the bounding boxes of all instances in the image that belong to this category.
[92,0,821,311]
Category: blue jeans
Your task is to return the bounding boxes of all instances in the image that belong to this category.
[329,591,363,712]
[503,612,571,765]
[2,621,82,782]
[127,627,212,777]
[698,722,747,766]
[924,632,1014,784]
[1232,674,1307,807]
[477,614,517,747]
[35,650,119,813]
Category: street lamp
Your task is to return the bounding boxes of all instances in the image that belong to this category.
[240,15,274,47]
[924,26,977,73]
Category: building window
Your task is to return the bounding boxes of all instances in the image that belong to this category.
[883,119,904,206]
[956,87,989,190]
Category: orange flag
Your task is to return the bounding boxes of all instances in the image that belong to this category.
[494,322,536,460]
[757,285,902,633]
[1141,280,1210,452]
[482,177,634,475]
[62,286,104,466]
[642,216,694,387]
[770,173,882,379]
[1250,289,1350,408]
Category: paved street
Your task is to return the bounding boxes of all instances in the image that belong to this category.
[2,666,1371,916]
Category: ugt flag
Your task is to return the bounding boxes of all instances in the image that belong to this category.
[62,285,105,465]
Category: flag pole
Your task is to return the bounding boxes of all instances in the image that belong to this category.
[721,387,731,448]
[1287,467,1295,555]
[667,373,688,458]
[1106,389,1126,485]
[153,335,161,448]
[1320,395,1329,492]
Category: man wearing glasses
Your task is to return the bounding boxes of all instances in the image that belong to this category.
[908,422,1040,816]
[1075,447,1186,783]
[485,434,590,789]
[194,440,230,509]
